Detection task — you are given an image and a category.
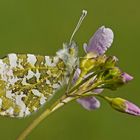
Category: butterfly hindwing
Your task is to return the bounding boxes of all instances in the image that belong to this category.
[0,54,67,118]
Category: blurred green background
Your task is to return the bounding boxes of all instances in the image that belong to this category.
[0,0,140,140]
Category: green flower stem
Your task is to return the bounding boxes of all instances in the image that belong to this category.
[17,109,50,140]
[17,95,74,140]
[17,90,108,140]
[97,94,112,102]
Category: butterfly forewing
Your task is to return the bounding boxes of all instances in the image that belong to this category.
[0,54,67,118]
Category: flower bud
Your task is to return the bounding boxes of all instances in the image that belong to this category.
[80,53,96,72]
[105,56,118,68]
[107,97,140,116]
[121,72,133,83]
[99,68,133,90]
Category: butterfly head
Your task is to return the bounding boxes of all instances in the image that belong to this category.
[56,41,78,73]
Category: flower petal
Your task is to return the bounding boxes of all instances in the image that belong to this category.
[93,88,104,94]
[85,26,114,55]
[77,97,100,110]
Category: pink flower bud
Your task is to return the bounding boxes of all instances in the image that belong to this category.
[109,97,140,116]
[121,72,133,83]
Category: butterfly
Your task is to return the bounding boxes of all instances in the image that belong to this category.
[0,43,78,118]
[0,10,87,118]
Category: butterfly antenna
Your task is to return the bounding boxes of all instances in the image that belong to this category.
[69,10,87,45]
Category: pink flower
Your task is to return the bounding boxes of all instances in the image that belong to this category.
[75,26,114,110]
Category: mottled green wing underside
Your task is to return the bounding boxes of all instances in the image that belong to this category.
[0,54,67,118]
